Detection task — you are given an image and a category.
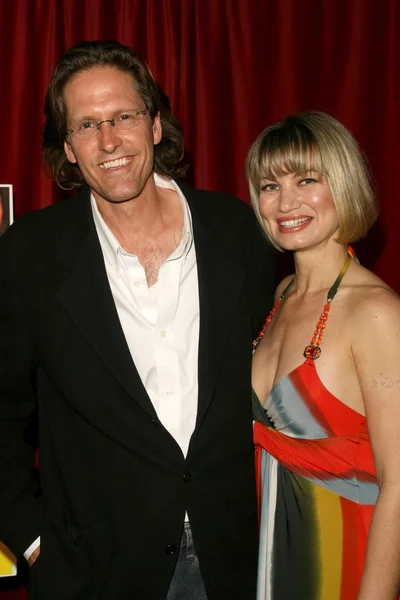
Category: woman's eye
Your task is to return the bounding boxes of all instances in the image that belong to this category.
[260,183,279,192]
[299,177,317,186]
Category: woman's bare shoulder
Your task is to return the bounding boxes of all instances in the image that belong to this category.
[345,264,400,339]
[347,263,399,312]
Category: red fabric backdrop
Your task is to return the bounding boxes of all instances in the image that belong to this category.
[0,0,398,596]
[0,0,399,290]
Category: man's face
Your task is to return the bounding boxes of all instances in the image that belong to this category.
[63,66,161,205]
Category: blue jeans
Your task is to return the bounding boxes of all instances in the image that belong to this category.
[166,522,208,600]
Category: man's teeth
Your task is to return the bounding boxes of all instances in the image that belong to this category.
[279,217,311,228]
[100,157,131,170]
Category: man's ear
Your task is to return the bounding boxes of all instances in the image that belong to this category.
[64,140,77,164]
[153,113,162,146]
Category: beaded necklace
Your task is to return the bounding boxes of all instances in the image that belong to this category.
[253,248,354,360]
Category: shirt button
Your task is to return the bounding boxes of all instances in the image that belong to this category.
[183,472,192,483]
[161,330,167,338]
[133,281,140,287]
[165,544,177,555]
[166,391,173,396]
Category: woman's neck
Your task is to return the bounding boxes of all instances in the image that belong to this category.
[291,241,349,297]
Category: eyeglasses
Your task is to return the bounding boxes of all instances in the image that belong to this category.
[67,109,148,140]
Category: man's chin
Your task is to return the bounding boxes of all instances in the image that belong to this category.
[92,186,143,205]
[104,195,139,205]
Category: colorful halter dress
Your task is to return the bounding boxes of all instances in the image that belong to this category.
[253,253,382,600]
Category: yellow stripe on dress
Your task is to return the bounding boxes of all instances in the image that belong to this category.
[0,542,16,577]
[313,483,343,599]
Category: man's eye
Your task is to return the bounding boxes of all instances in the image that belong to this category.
[118,113,133,122]
[78,121,96,131]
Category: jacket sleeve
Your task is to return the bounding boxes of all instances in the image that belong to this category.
[245,211,276,339]
[0,258,43,557]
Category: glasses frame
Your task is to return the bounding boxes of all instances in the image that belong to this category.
[66,109,148,140]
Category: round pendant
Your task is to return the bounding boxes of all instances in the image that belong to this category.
[303,345,321,360]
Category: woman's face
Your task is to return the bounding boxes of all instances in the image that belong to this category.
[258,171,339,252]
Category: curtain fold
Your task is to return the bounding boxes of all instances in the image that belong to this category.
[0,0,398,288]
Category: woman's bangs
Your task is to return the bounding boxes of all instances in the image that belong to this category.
[258,128,324,180]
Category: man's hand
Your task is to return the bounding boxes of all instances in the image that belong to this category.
[27,545,40,567]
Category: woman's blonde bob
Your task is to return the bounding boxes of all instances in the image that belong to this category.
[246,111,379,249]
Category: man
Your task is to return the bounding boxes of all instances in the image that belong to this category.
[0,41,274,599]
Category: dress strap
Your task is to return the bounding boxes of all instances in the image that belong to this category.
[327,252,352,301]
[303,251,352,360]
[252,277,294,350]
[253,247,354,354]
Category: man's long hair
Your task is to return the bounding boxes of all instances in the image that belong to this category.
[42,40,187,189]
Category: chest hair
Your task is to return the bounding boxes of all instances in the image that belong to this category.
[125,231,181,288]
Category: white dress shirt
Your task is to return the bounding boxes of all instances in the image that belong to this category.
[24,175,199,559]
[92,174,200,456]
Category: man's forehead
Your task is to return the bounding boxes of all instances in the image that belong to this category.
[63,66,142,116]
[65,65,139,91]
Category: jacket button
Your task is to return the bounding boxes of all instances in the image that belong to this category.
[165,544,177,555]
[183,472,192,483]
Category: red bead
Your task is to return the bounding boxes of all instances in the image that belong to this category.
[253,297,283,349]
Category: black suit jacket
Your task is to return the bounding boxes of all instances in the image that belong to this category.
[0,184,274,600]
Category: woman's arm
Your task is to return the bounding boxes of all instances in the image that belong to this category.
[353,287,400,600]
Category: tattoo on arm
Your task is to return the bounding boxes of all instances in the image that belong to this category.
[370,376,400,389]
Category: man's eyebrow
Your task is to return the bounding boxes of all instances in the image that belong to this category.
[68,114,96,125]
[70,108,141,122]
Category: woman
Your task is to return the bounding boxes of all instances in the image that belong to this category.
[247,111,400,600]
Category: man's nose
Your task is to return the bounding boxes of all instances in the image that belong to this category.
[97,122,122,153]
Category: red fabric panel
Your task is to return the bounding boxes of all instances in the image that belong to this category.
[253,421,376,481]
[339,496,365,599]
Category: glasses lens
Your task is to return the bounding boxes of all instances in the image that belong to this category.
[73,122,98,140]
[70,111,146,139]
[80,127,97,140]
[115,111,146,131]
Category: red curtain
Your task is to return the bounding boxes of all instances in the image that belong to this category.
[0,0,399,290]
[0,0,398,596]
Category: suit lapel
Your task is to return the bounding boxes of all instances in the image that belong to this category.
[56,186,244,442]
[56,191,157,420]
[186,188,245,430]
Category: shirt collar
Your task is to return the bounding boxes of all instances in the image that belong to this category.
[91,173,193,270]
